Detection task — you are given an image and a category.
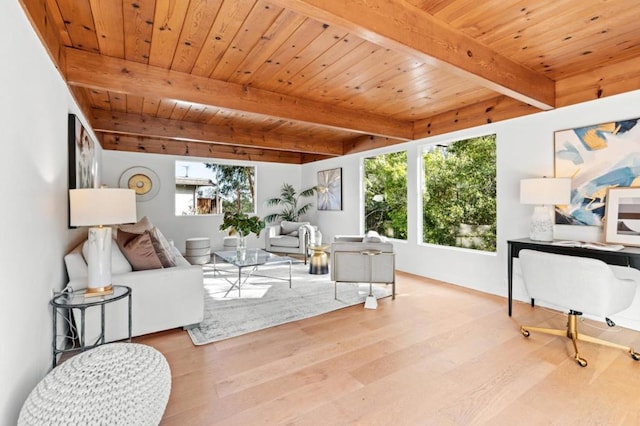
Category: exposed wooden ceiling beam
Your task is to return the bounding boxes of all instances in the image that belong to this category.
[413,96,541,139]
[343,135,406,155]
[556,55,640,108]
[343,96,541,153]
[90,109,343,157]
[64,48,413,141]
[98,134,331,164]
[19,0,69,74]
[271,0,556,110]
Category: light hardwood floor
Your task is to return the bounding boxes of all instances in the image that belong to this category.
[134,271,640,425]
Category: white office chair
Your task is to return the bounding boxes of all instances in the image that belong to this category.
[519,249,640,367]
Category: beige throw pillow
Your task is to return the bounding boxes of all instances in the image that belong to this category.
[116,230,163,271]
[149,227,176,268]
[113,216,153,240]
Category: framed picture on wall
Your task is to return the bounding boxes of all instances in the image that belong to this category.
[68,114,99,228]
[68,113,99,191]
[554,117,640,227]
[604,187,640,247]
[317,167,342,211]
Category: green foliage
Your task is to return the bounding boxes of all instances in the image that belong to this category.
[422,135,496,252]
[219,211,265,237]
[364,151,408,239]
[205,163,256,213]
[264,183,317,223]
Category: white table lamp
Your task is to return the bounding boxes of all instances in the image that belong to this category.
[69,188,137,296]
[520,177,571,242]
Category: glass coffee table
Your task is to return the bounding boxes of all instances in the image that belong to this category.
[212,249,293,297]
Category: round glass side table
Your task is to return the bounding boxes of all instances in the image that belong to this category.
[50,285,132,368]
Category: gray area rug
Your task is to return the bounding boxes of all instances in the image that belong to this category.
[188,260,392,345]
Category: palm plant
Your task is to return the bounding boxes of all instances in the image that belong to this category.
[264,183,317,223]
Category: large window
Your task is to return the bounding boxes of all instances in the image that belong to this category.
[422,134,496,252]
[364,151,407,239]
[175,161,256,216]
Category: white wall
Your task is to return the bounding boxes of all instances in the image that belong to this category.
[0,2,99,423]
[101,151,302,252]
[303,89,640,331]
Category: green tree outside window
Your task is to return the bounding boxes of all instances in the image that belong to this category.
[422,134,496,252]
[205,163,256,213]
[364,151,408,239]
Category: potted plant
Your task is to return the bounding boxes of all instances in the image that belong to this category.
[219,211,265,250]
[264,183,317,223]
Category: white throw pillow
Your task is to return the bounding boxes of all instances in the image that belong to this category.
[363,230,384,243]
[281,220,309,234]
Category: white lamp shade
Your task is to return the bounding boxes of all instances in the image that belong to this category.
[520,178,571,205]
[70,188,137,226]
[69,188,136,294]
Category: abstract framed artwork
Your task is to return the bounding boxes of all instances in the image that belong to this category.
[68,113,98,191]
[317,167,342,211]
[603,187,640,246]
[554,117,640,226]
[68,114,99,228]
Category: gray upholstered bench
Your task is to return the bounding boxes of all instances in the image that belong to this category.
[18,343,171,425]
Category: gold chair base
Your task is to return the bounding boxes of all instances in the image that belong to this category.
[521,312,640,367]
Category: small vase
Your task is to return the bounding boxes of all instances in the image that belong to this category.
[236,233,247,251]
[236,233,247,261]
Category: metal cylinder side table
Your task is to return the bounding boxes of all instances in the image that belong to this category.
[361,249,382,309]
[50,285,132,368]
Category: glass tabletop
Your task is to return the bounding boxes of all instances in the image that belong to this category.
[214,249,293,267]
[50,285,131,308]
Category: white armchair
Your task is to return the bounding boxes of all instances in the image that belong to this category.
[264,220,320,263]
[331,232,396,299]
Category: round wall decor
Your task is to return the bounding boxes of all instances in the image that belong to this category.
[119,167,160,202]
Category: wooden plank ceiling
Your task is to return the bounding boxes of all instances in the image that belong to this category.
[20,0,640,164]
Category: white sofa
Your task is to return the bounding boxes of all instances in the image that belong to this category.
[331,233,396,299]
[264,220,320,263]
[64,238,204,343]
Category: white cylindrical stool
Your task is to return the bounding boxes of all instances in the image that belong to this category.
[223,236,238,250]
[18,343,171,426]
[185,237,211,265]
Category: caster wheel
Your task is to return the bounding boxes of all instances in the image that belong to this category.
[576,357,588,367]
[631,351,640,361]
[521,327,530,337]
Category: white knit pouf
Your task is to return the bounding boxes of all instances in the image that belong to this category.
[18,343,171,426]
